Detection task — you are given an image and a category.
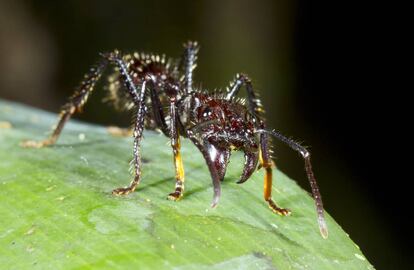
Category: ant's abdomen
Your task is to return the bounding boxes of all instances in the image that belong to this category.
[128,54,172,81]
[106,52,178,111]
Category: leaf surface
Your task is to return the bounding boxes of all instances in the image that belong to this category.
[0,100,374,269]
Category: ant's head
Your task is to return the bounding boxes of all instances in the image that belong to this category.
[178,92,258,151]
[178,92,223,130]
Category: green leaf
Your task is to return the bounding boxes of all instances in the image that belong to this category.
[0,99,373,270]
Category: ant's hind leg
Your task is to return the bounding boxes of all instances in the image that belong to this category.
[104,51,172,196]
[21,60,107,148]
[111,106,144,195]
[225,73,265,117]
[260,132,291,216]
[180,41,199,93]
[109,59,149,195]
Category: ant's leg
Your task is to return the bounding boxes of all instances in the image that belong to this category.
[111,102,146,195]
[260,131,291,216]
[104,51,174,195]
[225,73,264,118]
[149,84,169,136]
[101,51,149,195]
[180,41,199,93]
[257,128,328,238]
[21,60,107,148]
[167,98,185,201]
[107,84,169,138]
[186,129,222,208]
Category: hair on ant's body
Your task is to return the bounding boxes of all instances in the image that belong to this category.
[21,41,328,238]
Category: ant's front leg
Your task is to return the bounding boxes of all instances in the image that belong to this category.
[257,128,328,238]
[260,131,291,216]
[21,60,107,148]
[167,98,185,201]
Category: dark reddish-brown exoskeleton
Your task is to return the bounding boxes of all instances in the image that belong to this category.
[21,41,328,238]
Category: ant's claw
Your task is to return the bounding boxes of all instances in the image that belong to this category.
[20,139,52,148]
[267,198,291,216]
[167,191,183,201]
[112,187,134,196]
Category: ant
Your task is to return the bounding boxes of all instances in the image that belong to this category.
[21,41,328,238]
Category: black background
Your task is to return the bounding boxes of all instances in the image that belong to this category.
[295,1,410,268]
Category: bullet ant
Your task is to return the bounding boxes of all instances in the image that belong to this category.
[21,41,328,238]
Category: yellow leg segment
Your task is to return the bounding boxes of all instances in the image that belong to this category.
[261,155,291,216]
[168,137,185,201]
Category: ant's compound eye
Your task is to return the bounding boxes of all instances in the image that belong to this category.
[202,107,212,118]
